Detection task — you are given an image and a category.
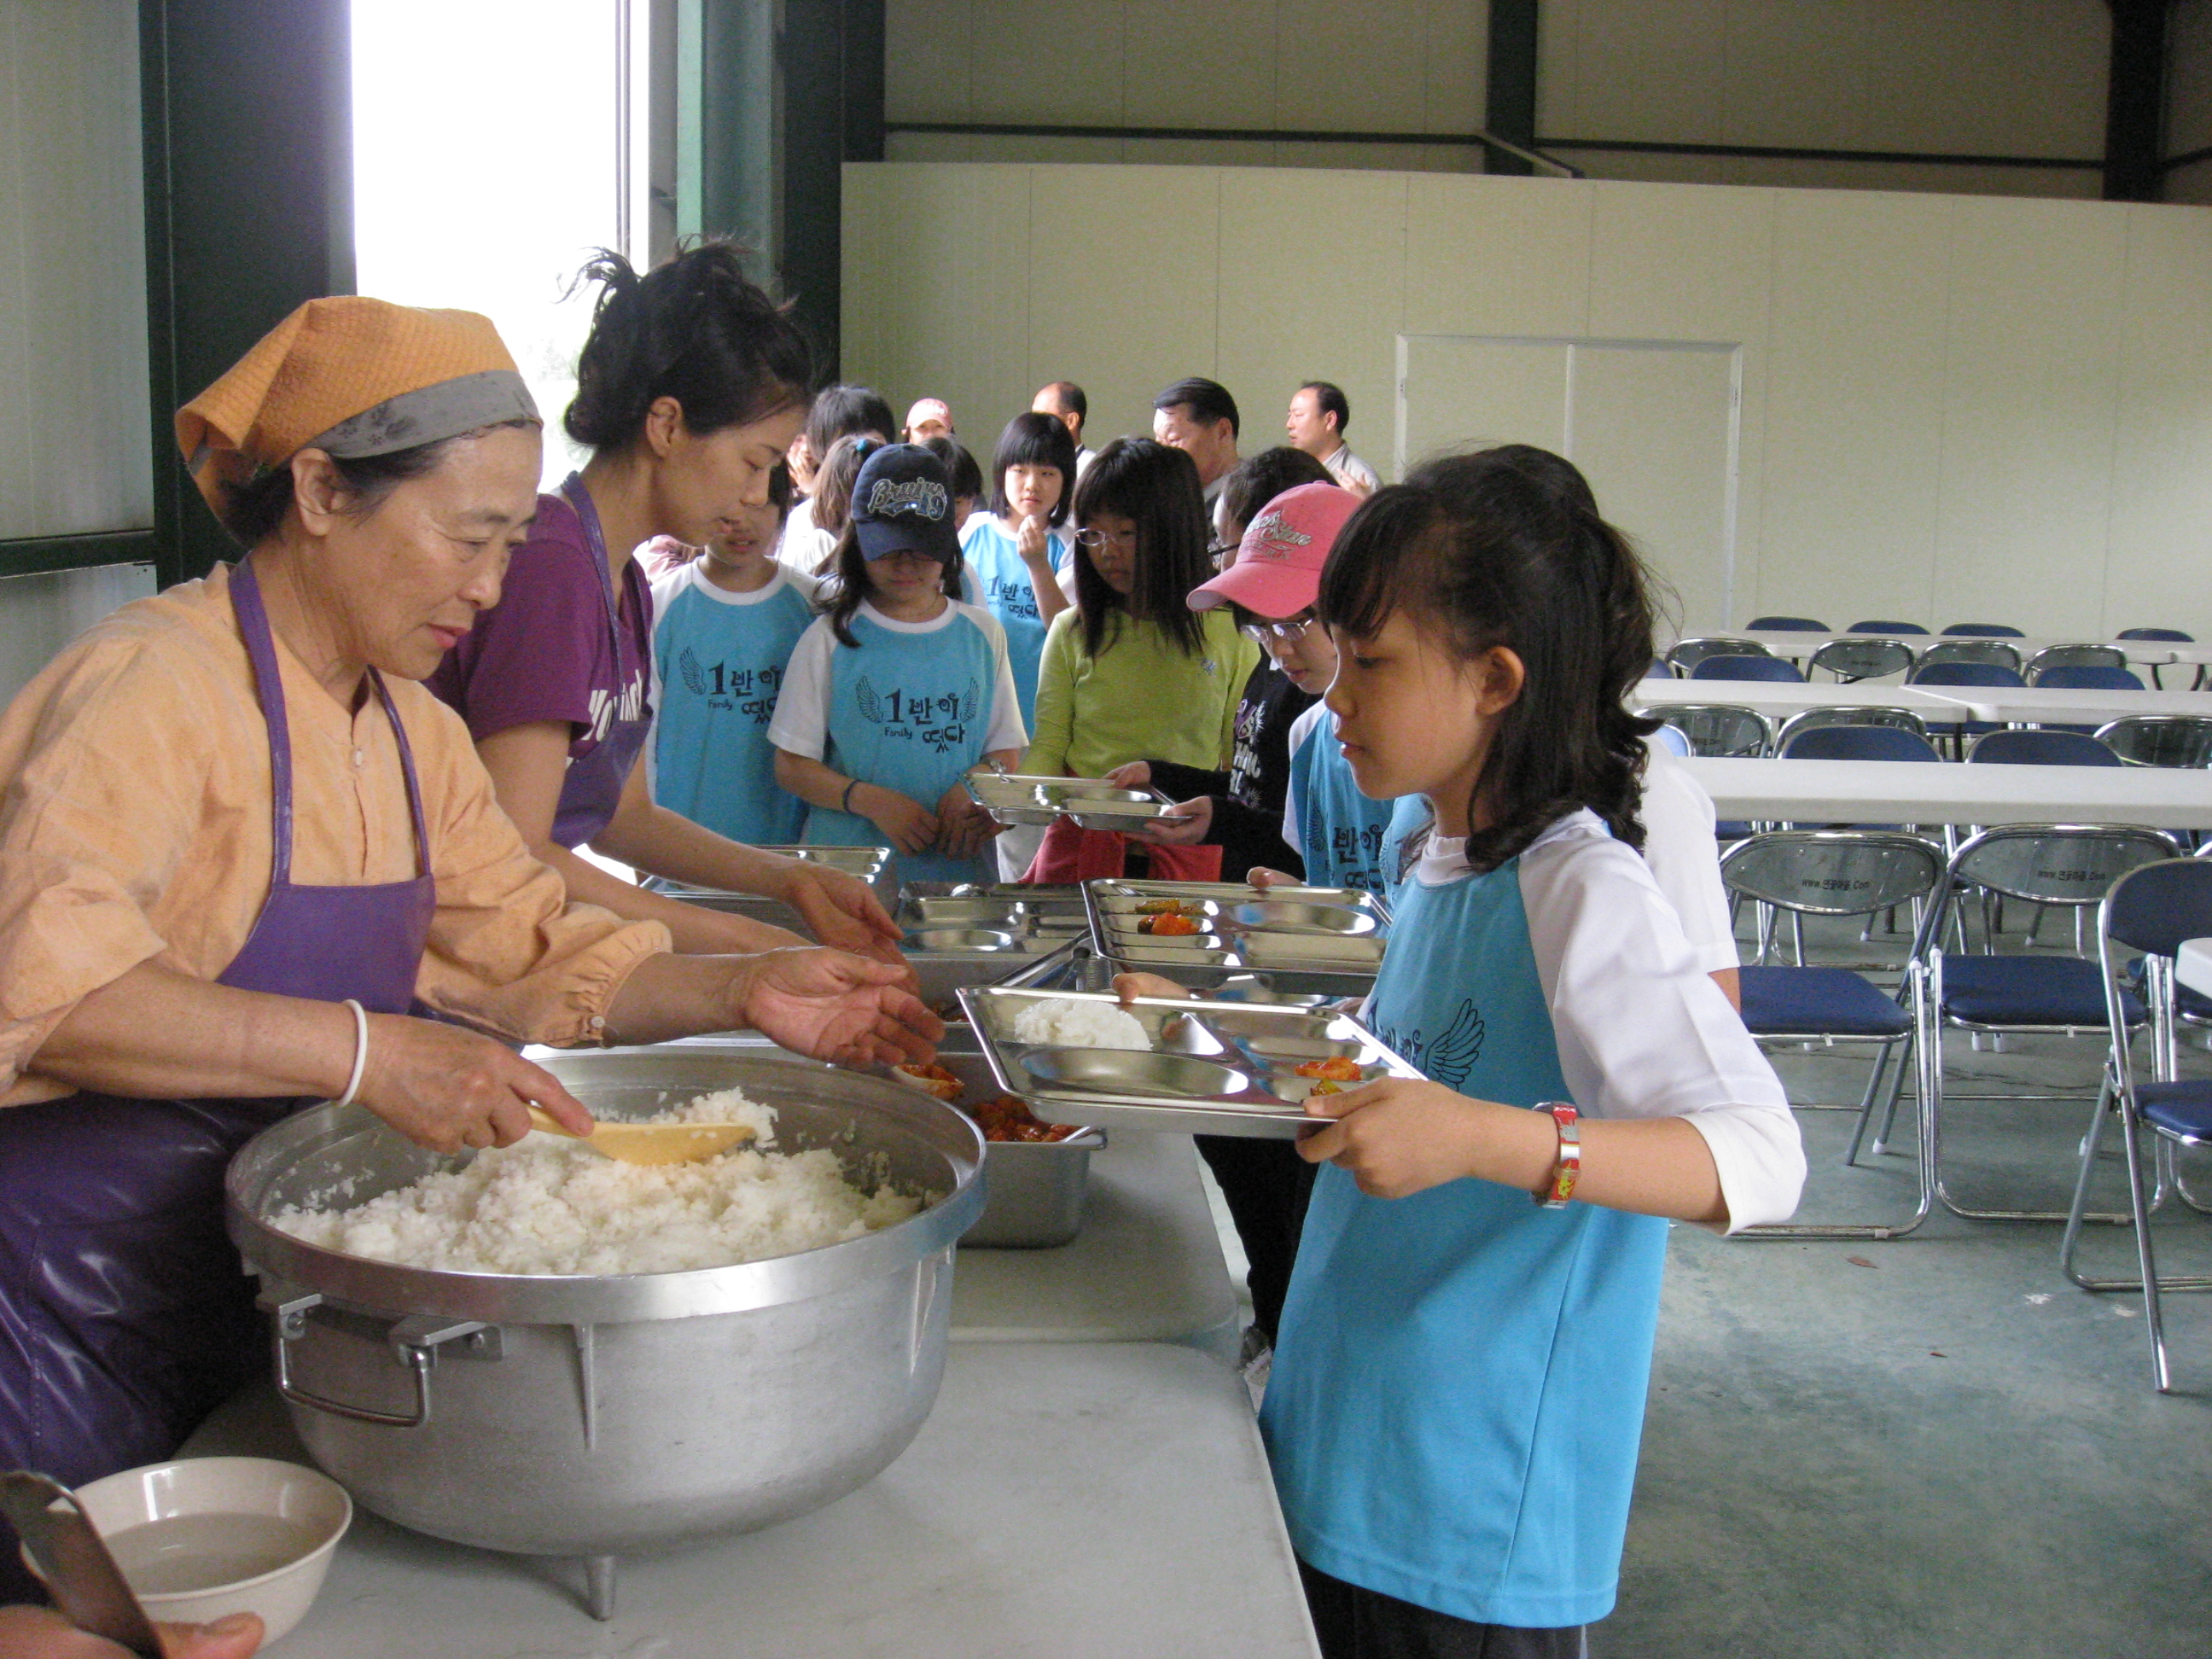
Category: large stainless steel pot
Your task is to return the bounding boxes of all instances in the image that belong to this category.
[224,1053,984,1619]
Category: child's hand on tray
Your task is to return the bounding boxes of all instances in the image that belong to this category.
[1112,972,1197,1005]
[1136,796,1210,844]
[1296,1078,1555,1201]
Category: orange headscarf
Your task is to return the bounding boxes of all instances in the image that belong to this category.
[174,296,536,514]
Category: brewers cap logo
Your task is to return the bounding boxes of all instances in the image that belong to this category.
[864,477,948,521]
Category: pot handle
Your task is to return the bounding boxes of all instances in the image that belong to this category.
[264,1291,501,1429]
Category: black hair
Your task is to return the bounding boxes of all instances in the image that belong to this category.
[563,241,812,451]
[1217,445,1334,542]
[923,434,983,507]
[1317,448,1658,875]
[805,384,896,457]
[823,521,964,647]
[216,422,537,548]
[807,434,882,564]
[1473,442,1598,514]
[1040,380,1087,431]
[987,411,1080,527]
[1300,380,1351,435]
[1067,437,1210,660]
[1153,376,1239,438]
[765,459,795,515]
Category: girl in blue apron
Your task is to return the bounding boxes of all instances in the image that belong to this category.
[1252,452,1807,1657]
[429,242,903,964]
[770,445,1027,887]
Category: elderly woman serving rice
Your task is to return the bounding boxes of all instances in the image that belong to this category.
[0,299,941,1589]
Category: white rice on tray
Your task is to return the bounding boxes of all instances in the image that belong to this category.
[1010,997,1150,1051]
[271,1087,923,1276]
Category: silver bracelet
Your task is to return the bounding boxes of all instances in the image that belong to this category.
[334,998,370,1108]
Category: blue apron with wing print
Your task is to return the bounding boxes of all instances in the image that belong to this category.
[1260,853,1669,1629]
[801,608,999,883]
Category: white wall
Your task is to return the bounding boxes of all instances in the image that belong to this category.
[843,161,2212,640]
[0,0,153,539]
[885,0,2113,201]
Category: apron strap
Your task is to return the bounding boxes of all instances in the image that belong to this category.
[369,669,433,882]
[225,557,295,888]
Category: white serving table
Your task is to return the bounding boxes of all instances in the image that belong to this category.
[1924,684,2212,727]
[1683,755,2212,828]
[1633,682,1966,720]
[2178,939,2212,997]
[183,1342,1320,1658]
[953,1130,1241,1358]
[1695,630,2189,670]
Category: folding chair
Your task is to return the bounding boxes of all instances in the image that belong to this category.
[1667,637,1773,675]
[1773,707,1930,750]
[1965,729,2122,768]
[1693,655,1804,684]
[2117,626,2198,690]
[1941,622,2026,637]
[1644,656,1673,678]
[2097,716,2212,769]
[2026,643,2128,678]
[2033,664,2143,692]
[1634,702,1770,759]
[1916,638,2024,674]
[1907,659,2026,757]
[1807,637,1915,684]
[1651,721,1692,758]
[1897,825,2176,1220]
[1747,614,1829,632]
[1848,620,1930,634]
[2059,859,2212,1391]
[1723,831,1947,1239]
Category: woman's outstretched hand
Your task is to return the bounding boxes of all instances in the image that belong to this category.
[727,949,943,1068]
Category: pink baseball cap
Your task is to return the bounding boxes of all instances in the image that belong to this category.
[1188,481,1360,617]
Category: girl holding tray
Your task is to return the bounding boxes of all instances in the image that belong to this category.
[1126,450,1802,1657]
[770,444,1024,885]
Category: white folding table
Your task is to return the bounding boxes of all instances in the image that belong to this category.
[2178,940,2212,997]
[1690,630,2187,671]
[1633,682,1967,721]
[1682,755,2212,829]
[1922,684,2212,728]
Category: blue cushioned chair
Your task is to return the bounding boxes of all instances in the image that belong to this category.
[1942,622,2026,637]
[2060,859,2212,1391]
[1780,725,1943,765]
[1848,620,1930,634]
[1965,729,2122,767]
[1896,825,2177,1221]
[2118,627,2200,688]
[2026,644,2128,680]
[1644,655,1672,678]
[1774,706,1930,750]
[1633,702,1769,759]
[1651,721,1692,758]
[1907,659,2028,756]
[1721,832,1948,1238]
[1694,654,1804,683]
[2033,664,2144,692]
[2097,716,2212,769]
[1667,637,1773,675]
[1747,614,1828,632]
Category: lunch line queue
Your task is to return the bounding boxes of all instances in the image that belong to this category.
[0,240,1800,1659]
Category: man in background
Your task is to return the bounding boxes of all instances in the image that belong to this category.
[1284,380,1378,495]
[903,397,954,443]
[1152,376,1243,524]
[1033,380,1097,479]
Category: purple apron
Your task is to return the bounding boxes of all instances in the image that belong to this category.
[549,474,653,849]
[0,558,434,1597]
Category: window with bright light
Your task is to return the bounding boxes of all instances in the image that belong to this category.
[352,0,643,487]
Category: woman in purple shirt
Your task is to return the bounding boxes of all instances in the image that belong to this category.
[433,244,901,960]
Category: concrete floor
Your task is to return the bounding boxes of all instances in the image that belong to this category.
[1207,906,2212,1658]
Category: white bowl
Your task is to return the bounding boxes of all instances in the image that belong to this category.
[28,1456,351,1644]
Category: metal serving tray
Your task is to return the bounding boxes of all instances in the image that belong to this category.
[903,1051,1103,1249]
[645,846,896,934]
[964,771,1194,833]
[1082,879,1391,995]
[957,985,1422,1141]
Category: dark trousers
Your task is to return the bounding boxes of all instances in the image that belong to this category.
[1195,1133,1317,1343]
[1300,1562,1590,1659]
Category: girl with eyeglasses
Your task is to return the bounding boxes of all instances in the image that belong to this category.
[1019,438,1257,882]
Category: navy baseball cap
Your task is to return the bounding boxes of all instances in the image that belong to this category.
[850,443,959,563]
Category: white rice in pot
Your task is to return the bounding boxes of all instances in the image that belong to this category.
[1009,998,1150,1051]
[271,1087,925,1276]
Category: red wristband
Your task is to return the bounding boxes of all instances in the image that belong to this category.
[1535,1102,1580,1208]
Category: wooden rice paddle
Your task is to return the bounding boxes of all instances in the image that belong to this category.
[525,1107,758,1166]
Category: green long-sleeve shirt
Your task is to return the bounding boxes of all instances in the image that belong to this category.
[1024,606,1259,779]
